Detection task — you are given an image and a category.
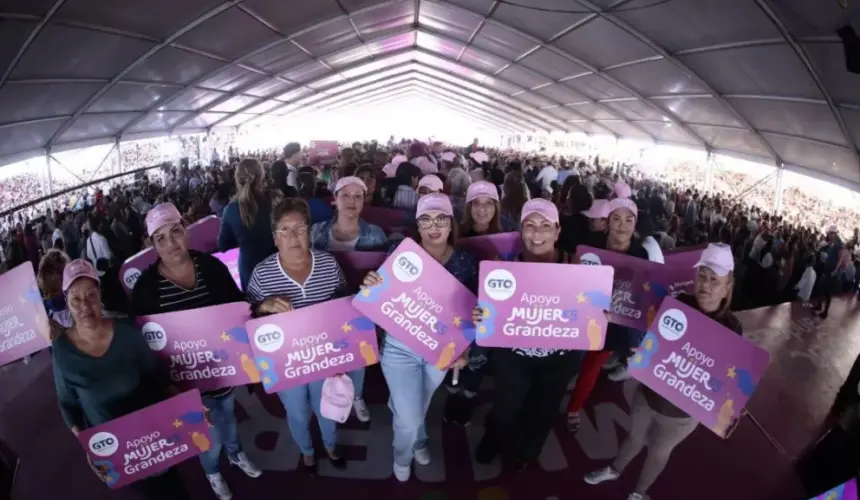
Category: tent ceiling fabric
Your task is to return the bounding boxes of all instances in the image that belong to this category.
[1,0,860,182]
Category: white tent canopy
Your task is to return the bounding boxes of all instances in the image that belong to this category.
[1,0,859,183]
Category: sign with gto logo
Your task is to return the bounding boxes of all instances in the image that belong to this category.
[476,261,613,350]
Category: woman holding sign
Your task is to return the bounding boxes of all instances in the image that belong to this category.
[361,193,473,482]
[310,176,388,423]
[584,243,741,500]
[247,198,350,474]
[473,198,585,469]
[566,197,652,433]
[51,259,191,499]
[131,203,262,500]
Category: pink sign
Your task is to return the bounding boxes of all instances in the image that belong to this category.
[0,263,52,366]
[187,215,220,253]
[628,296,770,438]
[213,248,241,289]
[642,249,704,322]
[476,261,613,350]
[351,238,476,368]
[808,479,858,500]
[459,232,521,261]
[136,302,258,392]
[332,251,387,291]
[120,216,222,295]
[308,140,339,164]
[76,390,212,489]
[575,245,656,330]
[246,297,380,393]
[360,206,410,233]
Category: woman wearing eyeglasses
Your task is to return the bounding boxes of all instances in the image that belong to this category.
[361,193,474,482]
[247,198,349,474]
[473,199,584,470]
[310,176,387,423]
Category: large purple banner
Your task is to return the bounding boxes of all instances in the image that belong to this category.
[808,479,858,500]
[136,302,259,391]
[628,296,770,438]
[76,390,211,489]
[0,262,51,366]
[246,297,380,393]
[476,261,613,350]
[351,238,476,368]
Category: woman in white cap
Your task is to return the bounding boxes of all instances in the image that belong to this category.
[361,193,474,482]
[247,198,349,474]
[585,243,742,500]
[417,175,444,197]
[52,259,190,499]
[310,176,387,423]
[474,199,584,469]
[130,203,261,500]
[566,197,650,432]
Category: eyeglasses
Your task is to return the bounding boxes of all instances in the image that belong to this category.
[274,225,308,238]
[522,223,556,235]
[417,217,451,229]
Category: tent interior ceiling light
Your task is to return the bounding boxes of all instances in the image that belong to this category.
[0,0,859,184]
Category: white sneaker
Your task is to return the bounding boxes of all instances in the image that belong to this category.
[206,473,233,500]
[393,462,411,482]
[229,451,262,478]
[584,466,620,485]
[627,493,648,500]
[353,398,371,422]
[413,447,431,466]
[608,366,632,382]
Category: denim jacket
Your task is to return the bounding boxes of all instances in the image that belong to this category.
[310,218,388,251]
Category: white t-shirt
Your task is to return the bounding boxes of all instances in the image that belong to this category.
[326,228,358,251]
[86,232,113,277]
[536,165,558,194]
[52,228,63,245]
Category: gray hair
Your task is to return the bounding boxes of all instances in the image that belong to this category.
[448,167,471,197]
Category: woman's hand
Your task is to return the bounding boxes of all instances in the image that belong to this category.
[451,351,469,385]
[362,271,383,288]
[472,306,483,325]
[258,296,293,314]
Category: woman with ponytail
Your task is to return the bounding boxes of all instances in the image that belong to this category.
[218,158,280,291]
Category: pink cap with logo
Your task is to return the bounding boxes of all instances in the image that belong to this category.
[520,198,559,225]
[62,259,100,292]
[466,181,499,204]
[614,182,632,198]
[414,156,438,174]
[145,203,182,237]
[392,154,408,166]
[440,152,456,162]
[334,175,367,194]
[694,243,735,277]
[583,199,610,219]
[418,174,443,192]
[607,197,638,219]
[416,193,454,218]
[320,375,354,424]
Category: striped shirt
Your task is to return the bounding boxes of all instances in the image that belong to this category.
[247,250,347,309]
[392,185,419,211]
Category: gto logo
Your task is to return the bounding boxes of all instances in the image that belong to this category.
[123,267,141,289]
[141,322,168,351]
[89,432,119,457]
[483,269,516,301]
[658,308,687,341]
[579,252,601,266]
[254,324,285,353]
[392,251,423,283]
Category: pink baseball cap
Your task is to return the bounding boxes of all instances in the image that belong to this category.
[334,175,367,194]
[440,152,456,162]
[414,156,438,174]
[826,224,838,234]
[416,193,454,218]
[520,198,559,225]
[392,154,408,166]
[62,259,100,292]
[583,199,609,219]
[694,243,735,277]
[382,162,398,177]
[470,151,489,164]
[145,203,182,237]
[418,174,443,192]
[607,197,638,219]
[320,375,354,424]
[466,181,499,204]
[613,182,632,198]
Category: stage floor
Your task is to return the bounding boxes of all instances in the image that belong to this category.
[6,296,859,500]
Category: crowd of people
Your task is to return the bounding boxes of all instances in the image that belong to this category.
[0,137,855,500]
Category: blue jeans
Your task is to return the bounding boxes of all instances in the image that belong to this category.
[380,335,447,467]
[199,391,242,475]
[276,380,338,456]
[348,367,365,399]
